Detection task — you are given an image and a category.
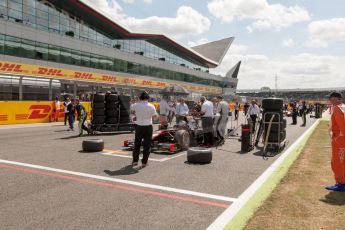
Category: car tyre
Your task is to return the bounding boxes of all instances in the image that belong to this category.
[82,139,104,152]
[187,147,212,164]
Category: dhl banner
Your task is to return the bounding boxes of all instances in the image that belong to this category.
[0,101,91,125]
[0,101,244,125]
[0,60,222,94]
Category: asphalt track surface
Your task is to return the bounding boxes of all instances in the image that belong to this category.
[0,114,316,230]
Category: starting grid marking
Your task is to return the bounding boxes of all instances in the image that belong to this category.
[0,159,237,206]
[101,149,187,162]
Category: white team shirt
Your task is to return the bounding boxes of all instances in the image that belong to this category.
[132,101,157,126]
[201,100,214,117]
[176,103,189,116]
[247,104,260,116]
[159,99,173,116]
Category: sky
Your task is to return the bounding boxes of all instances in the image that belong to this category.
[88,0,345,90]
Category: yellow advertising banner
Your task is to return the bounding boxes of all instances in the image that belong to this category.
[0,101,91,125]
[0,60,222,94]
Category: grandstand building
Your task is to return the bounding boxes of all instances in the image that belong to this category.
[236,88,345,102]
[0,0,240,101]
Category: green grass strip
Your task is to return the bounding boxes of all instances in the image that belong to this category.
[224,121,321,230]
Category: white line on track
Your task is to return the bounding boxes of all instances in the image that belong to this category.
[207,119,320,230]
[101,151,187,162]
[0,159,237,203]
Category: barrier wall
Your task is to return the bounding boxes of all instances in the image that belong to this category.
[0,101,91,125]
[0,101,243,125]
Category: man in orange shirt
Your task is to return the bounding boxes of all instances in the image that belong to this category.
[325,92,345,191]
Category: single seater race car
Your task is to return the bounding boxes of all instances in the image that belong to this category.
[123,116,204,154]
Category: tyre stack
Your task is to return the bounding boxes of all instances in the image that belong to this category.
[118,95,131,124]
[262,98,287,143]
[105,94,119,124]
[92,94,105,125]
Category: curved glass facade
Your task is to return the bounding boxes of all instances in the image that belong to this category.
[0,0,209,72]
[0,34,224,87]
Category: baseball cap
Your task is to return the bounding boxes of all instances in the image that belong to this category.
[329,91,343,99]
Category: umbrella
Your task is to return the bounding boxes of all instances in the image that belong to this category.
[160,85,190,96]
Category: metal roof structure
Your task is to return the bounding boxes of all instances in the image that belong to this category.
[47,0,233,68]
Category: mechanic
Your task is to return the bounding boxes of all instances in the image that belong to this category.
[215,96,229,144]
[291,101,298,125]
[131,91,158,168]
[52,96,60,122]
[159,95,174,129]
[325,92,345,191]
[75,99,89,136]
[300,100,307,127]
[67,98,76,131]
[175,98,189,124]
[63,97,71,126]
[200,96,214,147]
[234,101,240,120]
[247,100,260,132]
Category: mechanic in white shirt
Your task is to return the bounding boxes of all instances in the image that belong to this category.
[159,95,174,129]
[175,98,189,124]
[247,100,261,132]
[200,96,214,147]
[214,96,229,143]
[131,91,158,167]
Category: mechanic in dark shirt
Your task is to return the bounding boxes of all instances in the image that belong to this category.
[75,99,89,136]
[300,101,307,127]
[67,99,76,131]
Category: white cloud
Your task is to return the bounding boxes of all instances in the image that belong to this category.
[210,44,345,89]
[121,0,135,4]
[122,6,211,39]
[207,0,310,32]
[282,38,295,47]
[307,18,345,48]
[143,0,152,4]
[88,1,210,39]
[188,38,209,47]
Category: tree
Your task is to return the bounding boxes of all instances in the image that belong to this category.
[261,86,271,92]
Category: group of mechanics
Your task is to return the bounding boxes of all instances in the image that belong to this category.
[158,95,233,147]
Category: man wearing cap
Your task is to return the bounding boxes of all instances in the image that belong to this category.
[131,91,158,168]
[325,92,345,191]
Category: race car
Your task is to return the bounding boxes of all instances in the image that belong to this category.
[123,117,204,154]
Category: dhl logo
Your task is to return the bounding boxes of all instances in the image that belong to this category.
[74,72,95,80]
[38,67,63,76]
[156,82,166,87]
[28,105,51,119]
[102,75,118,82]
[142,80,153,86]
[123,78,136,84]
[0,63,23,72]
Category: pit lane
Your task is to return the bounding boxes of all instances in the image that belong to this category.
[0,114,317,229]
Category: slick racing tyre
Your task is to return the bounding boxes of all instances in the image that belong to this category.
[174,129,191,151]
[106,117,118,124]
[106,102,119,110]
[93,94,105,103]
[266,130,286,142]
[105,94,118,102]
[92,108,105,116]
[187,147,212,164]
[92,116,105,124]
[106,109,119,117]
[93,102,105,110]
[262,98,283,111]
[82,139,104,152]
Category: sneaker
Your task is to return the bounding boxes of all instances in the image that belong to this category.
[131,162,138,167]
[141,163,149,168]
[325,184,345,191]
